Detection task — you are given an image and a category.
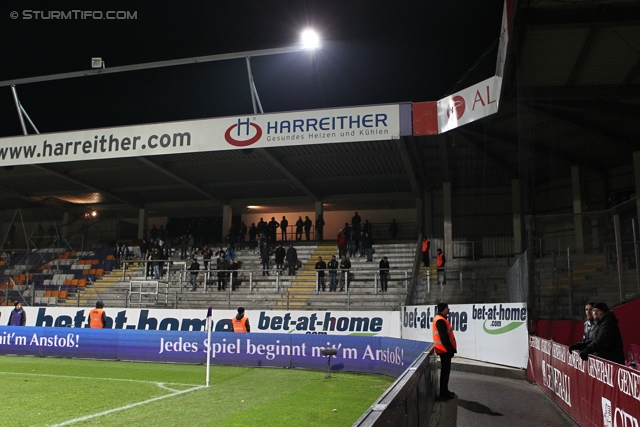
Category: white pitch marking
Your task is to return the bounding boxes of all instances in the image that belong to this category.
[49,385,206,427]
[0,371,200,387]
[156,382,181,392]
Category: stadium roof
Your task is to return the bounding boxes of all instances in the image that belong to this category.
[0,0,638,219]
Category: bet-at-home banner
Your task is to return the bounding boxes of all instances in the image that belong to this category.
[0,306,401,337]
[401,303,528,368]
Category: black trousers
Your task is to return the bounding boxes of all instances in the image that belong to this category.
[439,353,453,395]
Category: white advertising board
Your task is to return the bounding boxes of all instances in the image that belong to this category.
[437,76,502,133]
[0,306,401,338]
[401,303,528,368]
[0,104,401,167]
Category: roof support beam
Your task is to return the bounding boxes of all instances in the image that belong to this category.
[255,148,320,201]
[566,26,597,87]
[136,157,228,204]
[395,138,420,197]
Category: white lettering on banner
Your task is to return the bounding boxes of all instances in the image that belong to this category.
[589,358,615,387]
[552,342,566,363]
[566,350,585,372]
[542,360,571,406]
[540,340,552,355]
[0,104,401,167]
[618,369,640,402]
[530,336,541,349]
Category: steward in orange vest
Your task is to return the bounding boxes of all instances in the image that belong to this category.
[421,237,430,267]
[436,249,445,268]
[232,307,250,332]
[432,302,456,400]
[89,301,106,328]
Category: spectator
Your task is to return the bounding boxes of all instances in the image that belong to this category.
[216,254,227,291]
[140,239,148,260]
[286,244,298,276]
[189,257,200,291]
[389,219,398,239]
[280,216,289,241]
[578,302,625,364]
[274,243,286,274]
[121,243,130,264]
[8,301,26,326]
[337,229,348,258]
[228,259,239,290]
[315,256,327,292]
[347,224,357,258]
[351,212,361,231]
[180,235,188,259]
[358,231,366,258]
[295,216,304,241]
[316,215,325,241]
[569,301,596,352]
[379,256,390,292]
[328,255,339,292]
[239,222,247,249]
[187,234,195,260]
[304,216,313,240]
[202,245,213,272]
[89,301,106,329]
[249,223,258,249]
[422,236,431,267]
[232,307,250,333]
[225,244,236,263]
[339,254,351,292]
[363,219,372,235]
[268,217,279,244]
[113,243,121,269]
[260,242,270,276]
[257,218,266,236]
[364,232,374,262]
[152,248,162,279]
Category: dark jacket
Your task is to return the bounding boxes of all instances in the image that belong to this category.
[315,260,327,276]
[569,319,597,352]
[275,247,286,263]
[8,307,26,326]
[260,245,270,261]
[286,247,298,264]
[583,311,625,365]
[379,259,390,274]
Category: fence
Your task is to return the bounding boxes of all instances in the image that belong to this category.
[521,197,640,319]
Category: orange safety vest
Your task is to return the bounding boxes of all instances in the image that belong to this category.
[89,308,104,329]
[232,316,248,333]
[436,253,445,267]
[422,239,430,252]
[432,314,457,354]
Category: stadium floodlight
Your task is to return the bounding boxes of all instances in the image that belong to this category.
[301,29,321,50]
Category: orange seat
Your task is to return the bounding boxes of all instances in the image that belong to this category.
[106,255,115,260]
[0,261,5,266]
[91,259,99,265]
[88,269,96,275]
[58,290,68,299]
[96,269,104,276]
[78,279,87,287]
[44,290,52,297]
[71,279,79,286]
[64,279,73,285]
[51,290,59,298]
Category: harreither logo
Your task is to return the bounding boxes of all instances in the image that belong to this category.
[225,118,262,147]
[446,95,466,119]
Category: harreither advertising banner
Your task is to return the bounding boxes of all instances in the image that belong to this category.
[0,326,429,378]
[400,303,528,368]
[0,103,405,167]
[528,336,639,427]
[0,307,401,337]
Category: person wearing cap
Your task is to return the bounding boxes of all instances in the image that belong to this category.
[232,307,250,333]
[8,301,26,326]
[568,301,596,352]
[432,302,457,400]
[188,257,200,291]
[89,301,106,329]
[379,256,390,292]
[578,302,624,364]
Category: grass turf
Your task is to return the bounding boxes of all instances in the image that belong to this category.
[0,355,393,426]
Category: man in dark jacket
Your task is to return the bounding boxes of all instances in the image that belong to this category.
[315,256,327,292]
[8,301,26,326]
[303,216,313,240]
[328,255,339,292]
[339,254,351,292]
[260,242,270,276]
[188,257,200,291]
[379,256,390,292]
[577,302,625,365]
[286,244,298,275]
[274,243,286,273]
[568,301,596,352]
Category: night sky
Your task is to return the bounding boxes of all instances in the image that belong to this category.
[0,0,504,139]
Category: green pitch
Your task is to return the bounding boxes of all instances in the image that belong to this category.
[0,355,393,426]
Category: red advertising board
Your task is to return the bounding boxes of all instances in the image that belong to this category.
[528,336,639,427]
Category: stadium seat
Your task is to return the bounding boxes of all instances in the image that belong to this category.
[58,290,68,299]
[78,279,86,287]
[44,290,52,297]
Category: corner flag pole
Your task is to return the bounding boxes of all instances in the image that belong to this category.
[206,306,212,387]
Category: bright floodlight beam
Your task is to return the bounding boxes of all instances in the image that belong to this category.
[301,29,320,49]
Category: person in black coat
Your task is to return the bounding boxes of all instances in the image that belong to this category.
[274,243,286,273]
[577,302,625,365]
[315,256,327,291]
[379,256,390,292]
